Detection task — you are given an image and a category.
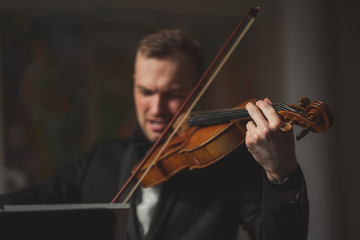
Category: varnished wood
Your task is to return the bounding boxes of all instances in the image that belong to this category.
[134,97,334,188]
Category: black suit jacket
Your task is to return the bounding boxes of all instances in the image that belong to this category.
[0,131,309,240]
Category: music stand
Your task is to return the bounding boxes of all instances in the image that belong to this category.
[0,203,130,240]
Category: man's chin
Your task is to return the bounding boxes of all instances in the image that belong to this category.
[145,131,161,143]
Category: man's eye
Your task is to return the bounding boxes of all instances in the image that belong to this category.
[139,89,153,96]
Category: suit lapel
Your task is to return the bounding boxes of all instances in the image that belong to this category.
[124,129,180,240]
[118,143,143,240]
[144,181,180,240]
[126,194,142,240]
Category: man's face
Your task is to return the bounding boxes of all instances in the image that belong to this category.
[133,52,197,142]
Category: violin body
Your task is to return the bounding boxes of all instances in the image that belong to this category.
[136,120,247,187]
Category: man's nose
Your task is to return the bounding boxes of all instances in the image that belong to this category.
[151,95,167,115]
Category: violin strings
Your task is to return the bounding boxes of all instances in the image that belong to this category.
[188,103,297,126]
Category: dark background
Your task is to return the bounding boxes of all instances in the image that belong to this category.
[0,0,359,239]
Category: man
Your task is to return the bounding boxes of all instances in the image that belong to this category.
[0,29,308,240]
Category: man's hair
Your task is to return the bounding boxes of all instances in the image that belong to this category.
[137,29,203,76]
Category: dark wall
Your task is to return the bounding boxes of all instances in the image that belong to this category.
[0,1,359,239]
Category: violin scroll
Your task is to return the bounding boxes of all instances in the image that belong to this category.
[279,97,335,140]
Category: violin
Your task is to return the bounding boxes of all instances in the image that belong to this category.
[111,7,335,203]
[134,96,334,188]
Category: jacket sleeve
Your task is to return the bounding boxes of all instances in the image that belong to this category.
[0,154,89,207]
[0,139,129,207]
[242,168,309,240]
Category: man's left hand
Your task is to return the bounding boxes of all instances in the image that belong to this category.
[245,98,298,182]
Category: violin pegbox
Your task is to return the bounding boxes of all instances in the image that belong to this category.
[279,97,335,140]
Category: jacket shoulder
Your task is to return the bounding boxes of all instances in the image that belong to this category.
[80,138,136,202]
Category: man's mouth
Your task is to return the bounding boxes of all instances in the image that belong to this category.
[147,120,169,132]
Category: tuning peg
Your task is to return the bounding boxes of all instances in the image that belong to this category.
[296,127,310,140]
[298,97,311,108]
[280,122,293,133]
